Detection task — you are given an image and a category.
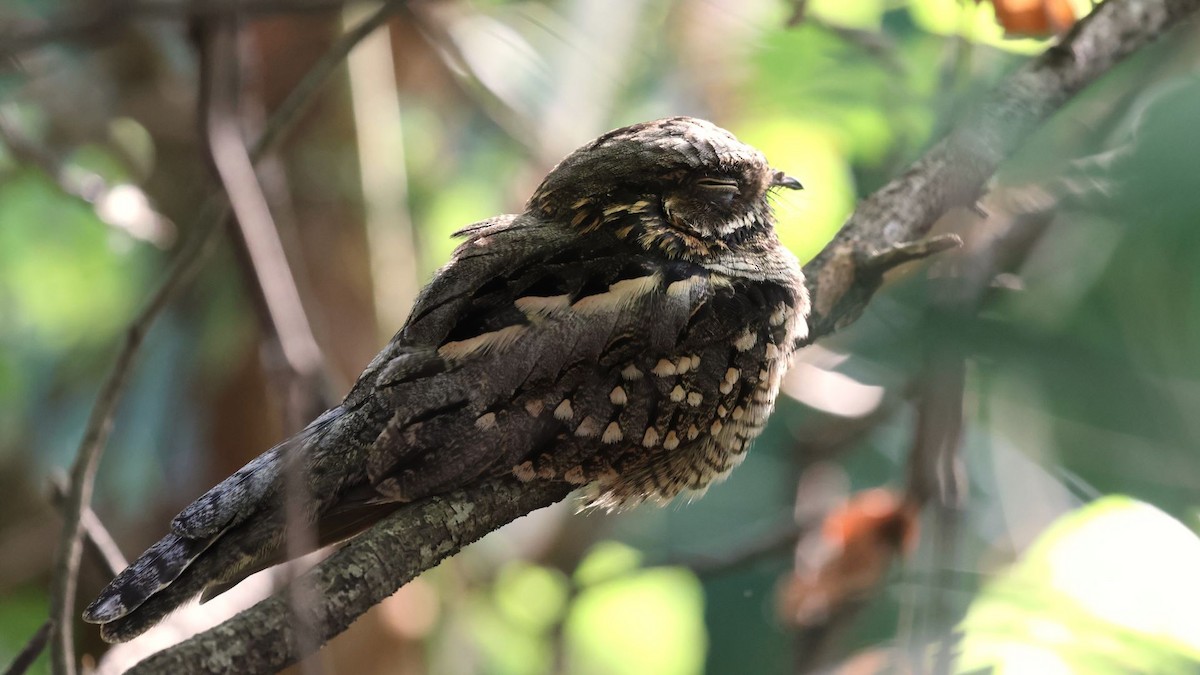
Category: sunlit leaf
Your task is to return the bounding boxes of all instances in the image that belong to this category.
[0,170,141,348]
[574,540,644,587]
[494,561,570,630]
[466,596,551,675]
[959,496,1200,673]
[565,567,706,675]
[808,0,887,29]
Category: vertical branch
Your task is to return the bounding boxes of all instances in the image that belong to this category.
[343,2,421,333]
[198,15,324,672]
[904,354,968,675]
[198,16,327,417]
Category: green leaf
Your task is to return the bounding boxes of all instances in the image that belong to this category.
[959,496,1200,673]
[565,566,706,675]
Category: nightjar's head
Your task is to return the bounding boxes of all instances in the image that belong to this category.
[528,117,802,260]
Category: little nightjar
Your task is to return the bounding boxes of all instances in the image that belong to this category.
[85,116,810,643]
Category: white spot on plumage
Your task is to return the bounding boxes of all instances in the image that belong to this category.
[666,274,705,298]
[663,432,680,450]
[515,294,571,319]
[622,365,643,380]
[525,399,545,416]
[734,329,757,352]
[474,412,497,430]
[670,385,686,402]
[770,303,788,326]
[642,427,659,447]
[610,386,628,406]
[602,422,623,444]
[687,391,703,407]
[514,462,536,482]
[575,416,601,438]
[554,399,574,421]
[572,274,661,314]
[439,324,526,360]
[652,359,677,377]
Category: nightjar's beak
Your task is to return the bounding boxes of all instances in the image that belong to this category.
[770,171,803,190]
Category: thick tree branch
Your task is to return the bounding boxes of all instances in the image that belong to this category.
[128,479,572,675]
[112,0,1200,673]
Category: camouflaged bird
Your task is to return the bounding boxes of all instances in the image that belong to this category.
[84,116,810,642]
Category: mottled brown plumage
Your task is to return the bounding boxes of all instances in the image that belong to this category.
[83,116,809,642]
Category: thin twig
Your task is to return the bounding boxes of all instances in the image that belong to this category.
[49,473,128,580]
[404,4,541,157]
[3,621,53,675]
[48,191,227,675]
[787,2,906,76]
[250,0,406,161]
[906,360,967,510]
[48,3,410,673]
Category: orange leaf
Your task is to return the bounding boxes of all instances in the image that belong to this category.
[991,0,1077,37]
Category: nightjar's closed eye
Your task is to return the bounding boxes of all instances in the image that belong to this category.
[695,177,740,193]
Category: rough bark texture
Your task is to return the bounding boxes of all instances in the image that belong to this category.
[130,478,571,675]
[124,0,1200,672]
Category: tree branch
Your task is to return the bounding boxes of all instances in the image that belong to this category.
[128,478,571,675]
[109,0,1200,673]
[49,473,129,581]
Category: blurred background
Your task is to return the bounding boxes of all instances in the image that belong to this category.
[3,0,1200,673]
